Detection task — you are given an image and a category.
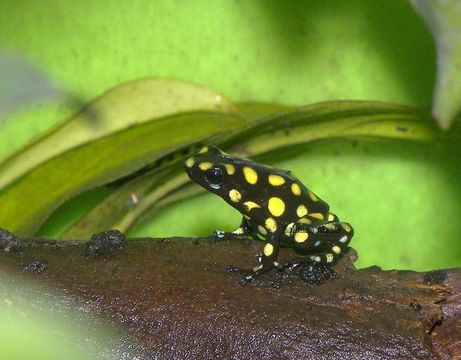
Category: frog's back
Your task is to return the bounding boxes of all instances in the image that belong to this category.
[231,158,331,225]
[268,166,330,225]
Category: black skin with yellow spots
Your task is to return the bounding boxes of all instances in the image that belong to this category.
[185,146,354,275]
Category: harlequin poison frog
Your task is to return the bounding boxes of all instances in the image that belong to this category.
[185,146,353,275]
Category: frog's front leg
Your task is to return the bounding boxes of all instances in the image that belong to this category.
[239,231,282,284]
[252,230,282,274]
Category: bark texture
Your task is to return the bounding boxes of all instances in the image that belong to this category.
[0,232,459,359]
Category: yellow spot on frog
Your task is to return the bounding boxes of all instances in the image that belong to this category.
[185,158,195,168]
[328,213,336,222]
[268,174,285,186]
[199,146,209,154]
[199,162,213,171]
[225,164,235,175]
[342,223,352,232]
[284,222,295,237]
[308,191,319,202]
[294,231,308,243]
[297,217,312,225]
[296,205,308,218]
[326,253,334,263]
[257,225,267,236]
[332,245,341,254]
[291,183,301,196]
[243,166,258,185]
[309,213,324,220]
[229,189,241,203]
[265,217,277,233]
[263,243,274,256]
[268,197,285,217]
[243,201,261,212]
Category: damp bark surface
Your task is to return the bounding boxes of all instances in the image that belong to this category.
[0,232,459,360]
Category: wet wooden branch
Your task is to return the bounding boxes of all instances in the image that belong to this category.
[0,230,459,359]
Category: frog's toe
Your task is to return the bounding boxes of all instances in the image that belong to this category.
[253,264,264,273]
[213,229,226,238]
[239,273,255,285]
[281,261,303,271]
[231,227,245,235]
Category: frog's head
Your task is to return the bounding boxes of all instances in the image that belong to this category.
[185,146,250,207]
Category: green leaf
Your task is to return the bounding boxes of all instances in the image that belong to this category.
[63,101,448,239]
[62,162,192,239]
[222,101,443,157]
[0,111,247,236]
[235,102,289,118]
[0,78,238,189]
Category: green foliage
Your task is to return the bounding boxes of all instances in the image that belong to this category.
[0,79,239,189]
[1,78,459,274]
[63,99,444,238]
[1,1,460,272]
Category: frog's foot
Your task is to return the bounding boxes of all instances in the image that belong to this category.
[231,227,246,236]
[211,229,240,241]
[279,258,323,271]
[239,272,255,285]
[213,229,226,239]
[238,267,268,285]
[279,260,304,271]
[253,260,282,274]
[237,261,281,285]
[231,217,254,237]
[213,226,252,241]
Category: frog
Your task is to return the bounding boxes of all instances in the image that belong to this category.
[184,145,354,276]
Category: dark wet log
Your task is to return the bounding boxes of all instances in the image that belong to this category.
[0,232,459,359]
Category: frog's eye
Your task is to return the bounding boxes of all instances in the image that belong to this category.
[205,166,224,189]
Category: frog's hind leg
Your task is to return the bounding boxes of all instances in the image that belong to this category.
[307,221,354,265]
[290,218,353,265]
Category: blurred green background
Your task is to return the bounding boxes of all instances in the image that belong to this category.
[1,0,460,272]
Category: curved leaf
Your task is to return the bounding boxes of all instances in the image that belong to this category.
[0,78,237,189]
[235,102,289,118]
[222,101,442,158]
[62,162,191,239]
[63,101,449,239]
[0,111,247,235]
